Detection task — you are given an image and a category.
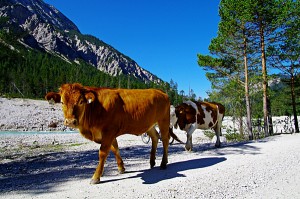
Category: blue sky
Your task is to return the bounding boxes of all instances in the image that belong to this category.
[44,0,220,99]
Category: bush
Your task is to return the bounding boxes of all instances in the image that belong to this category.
[203,130,215,139]
[225,130,244,142]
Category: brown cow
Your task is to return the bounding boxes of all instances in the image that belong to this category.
[174,100,225,151]
[46,83,171,184]
[45,91,61,104]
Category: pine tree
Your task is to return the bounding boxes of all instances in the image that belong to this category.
[251,0,294,136]
[198,0,257,139]
[267,0,300,133]
[198,0,296,137]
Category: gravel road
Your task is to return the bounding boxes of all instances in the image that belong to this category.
[1,132,300,199]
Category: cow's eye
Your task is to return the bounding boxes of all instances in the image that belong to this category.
[78,99,84,105]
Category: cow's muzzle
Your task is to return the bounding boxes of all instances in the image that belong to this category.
[64,118,78,128]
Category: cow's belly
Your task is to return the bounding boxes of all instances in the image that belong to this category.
[197,123,214,130]
[125,116,161,134]
[124,124,155,136]
[196,115,217,130]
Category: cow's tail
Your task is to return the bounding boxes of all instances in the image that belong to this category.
[215,102,225,136]
[169,127,184,144]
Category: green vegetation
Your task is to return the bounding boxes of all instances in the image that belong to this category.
[0,28,187,104]
[203,130,215,140]
[198,0,300,138]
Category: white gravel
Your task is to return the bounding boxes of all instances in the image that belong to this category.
[0,97,300,199]
[0,97,65,132]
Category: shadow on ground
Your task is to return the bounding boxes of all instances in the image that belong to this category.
[101,156,227,184]
[0,140,261,194]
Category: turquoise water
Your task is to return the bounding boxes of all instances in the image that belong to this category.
[0,131,77,136]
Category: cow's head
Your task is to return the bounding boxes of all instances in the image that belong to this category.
[175,103,197,130]
[45,83,96,128]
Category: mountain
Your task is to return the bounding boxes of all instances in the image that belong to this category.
[0,0,162,83]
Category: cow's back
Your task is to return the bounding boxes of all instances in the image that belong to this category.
[96,88,170,135]
[194,101,221,129]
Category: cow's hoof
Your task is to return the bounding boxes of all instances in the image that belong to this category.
[185,146,192,152]
[90,179,100,184]
[215,142,221,148]
[160,164,167,170]
[150,160,156,168]
[118,167,125,174]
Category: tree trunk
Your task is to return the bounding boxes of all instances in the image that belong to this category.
[267,97,273,135]
[239,115,244,137]
[290,73,299,133]
[243,31,253,140]
[260,21,270,137]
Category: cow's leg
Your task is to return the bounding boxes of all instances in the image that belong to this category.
[185,124,197,151]
[91,142,111,184]
[160,133,169,169]
[214,123,221,148]
[186,134,193,151]
[111,138,125,174]
[158,121,170,169]
[146,127,159,168]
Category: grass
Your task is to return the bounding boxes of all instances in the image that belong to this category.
[0,141,87,162]
[203,127,246,142]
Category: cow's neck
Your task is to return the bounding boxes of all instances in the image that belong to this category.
[79,101,103,129]
[78,102,104,144]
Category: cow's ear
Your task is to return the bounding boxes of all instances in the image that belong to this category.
[84,92,95,104]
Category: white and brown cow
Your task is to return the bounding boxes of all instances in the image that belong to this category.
[174,100,225,151]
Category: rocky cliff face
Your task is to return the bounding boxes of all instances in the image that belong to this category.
[0,0,161,83]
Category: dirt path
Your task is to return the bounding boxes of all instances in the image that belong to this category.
[1,133,300,199]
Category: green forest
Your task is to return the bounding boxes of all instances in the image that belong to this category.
[197,0,300,137]
[0,30,184,105]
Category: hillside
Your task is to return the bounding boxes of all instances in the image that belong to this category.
[0,0,161,83]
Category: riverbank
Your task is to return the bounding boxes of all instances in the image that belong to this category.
[0,97,65,132]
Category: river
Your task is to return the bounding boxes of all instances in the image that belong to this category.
[0,130,78,136]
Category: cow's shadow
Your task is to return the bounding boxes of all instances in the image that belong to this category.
[142,157,226,184]
[101,157,226,184]
[0,140,259,193]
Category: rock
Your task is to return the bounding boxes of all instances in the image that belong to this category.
[48,122,58,128]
